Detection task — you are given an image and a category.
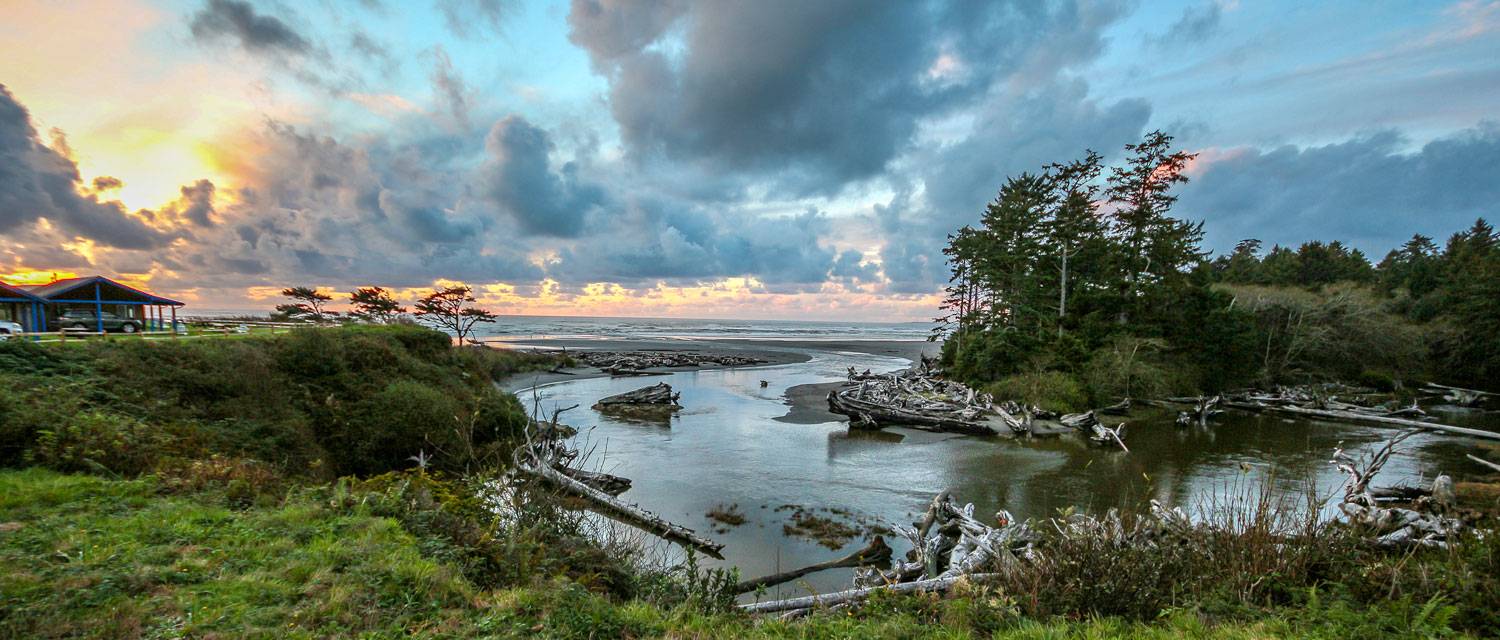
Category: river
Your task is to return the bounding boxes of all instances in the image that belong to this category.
[517,342,1490,598]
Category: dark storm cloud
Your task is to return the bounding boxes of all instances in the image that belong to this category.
[483,116,605,237]
[1180,123,1500,255]
[435,0,512,39]
[189,0,311,55]
[568,0,1127,194]
[0,84,171,251]
[175,179,217,227]
[91,176,123,192]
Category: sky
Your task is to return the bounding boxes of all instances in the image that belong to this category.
[1,0,1497,319]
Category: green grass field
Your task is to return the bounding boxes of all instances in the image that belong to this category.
[1,469,1484,640]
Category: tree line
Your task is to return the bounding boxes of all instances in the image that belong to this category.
[935,131,1498,405]
[278,284,499,345]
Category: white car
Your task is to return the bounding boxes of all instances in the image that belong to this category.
[0,320,21,340]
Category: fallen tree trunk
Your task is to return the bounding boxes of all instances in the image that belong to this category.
[516,456,724,558]
[740,573,999,614]
[734,536,892,594]
[1468,454,1500,474]
[557,466,632,496]
[594,382,681,407]
[1225,401,1500,441]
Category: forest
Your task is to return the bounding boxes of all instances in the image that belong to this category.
[934,131,1500,410]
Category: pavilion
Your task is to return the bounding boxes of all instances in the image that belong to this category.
[15,276,185,333]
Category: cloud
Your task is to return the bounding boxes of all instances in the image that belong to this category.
[483,116,605,237]
[189,0,311,56]
[1180,122,1500,255]
[568,0,1129,194]
[1149,2,1223,47]
[0,84,172,251]
[145,118,541,291]
[549,200,841,288]
[174,179,217,227]
[429,47,471,128]
[435,0,512,39]
[877,80,1151,292]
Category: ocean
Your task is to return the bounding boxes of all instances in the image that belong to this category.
[469,315,933,342]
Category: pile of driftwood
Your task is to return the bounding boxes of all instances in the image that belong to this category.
[741,490,1036,616]
[826,369,1130,449]
[1333,431,1463,548]
[826,369,1000,435]
[1207,387,1500,441]
[1421,382,1494,408]
[576,351,767,376]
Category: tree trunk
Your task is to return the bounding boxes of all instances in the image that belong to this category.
[734,536,893,594]
[515,457,724,558]
[740,574,999,615]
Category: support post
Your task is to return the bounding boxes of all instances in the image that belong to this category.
[94,282,104,333]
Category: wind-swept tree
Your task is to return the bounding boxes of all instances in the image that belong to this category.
[277,286,334,322]
[413,285,497,345]
[349,286,406,323]
[1104,130,1203,323]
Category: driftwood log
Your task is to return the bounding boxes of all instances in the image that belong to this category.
[1468,454,1500,474]
[595,382,681,407]
[733,536,893,594]
[1226,400,1500,441]
[740,573,1000,615]
[1332,431,1463,548]
[1175,395,1222,428]
[512,420,723,558]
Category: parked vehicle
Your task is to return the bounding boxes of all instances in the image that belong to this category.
[0,320,21,340]
[57,309,142,333]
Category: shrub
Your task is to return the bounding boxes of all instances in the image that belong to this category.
[1082,336,1183,402]
[2,325,543,479]
[983,371,1088,412]
[27,411,169,476]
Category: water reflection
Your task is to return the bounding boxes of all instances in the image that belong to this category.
[520,348,1488,598]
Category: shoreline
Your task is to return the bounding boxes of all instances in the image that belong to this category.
[494,338,940,422]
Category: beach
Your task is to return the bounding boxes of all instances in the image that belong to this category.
[493,336,941,412]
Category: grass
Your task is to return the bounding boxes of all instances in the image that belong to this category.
[0,468,477,639]
[1,469,1493,639]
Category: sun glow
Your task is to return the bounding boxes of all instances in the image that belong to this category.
[1,270,78,286]
[74,135,228,213]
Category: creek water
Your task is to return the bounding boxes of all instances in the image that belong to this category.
[519,343,1492,599]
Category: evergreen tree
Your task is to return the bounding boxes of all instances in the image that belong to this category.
[1104,131,1203,323]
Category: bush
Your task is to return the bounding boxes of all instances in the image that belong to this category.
[983,371,1088,412]
[27,411,169,476]
[1,325,544,479]
[1082,336,1186,402]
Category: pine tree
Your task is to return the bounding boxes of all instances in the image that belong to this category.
[1104,131,1202,323]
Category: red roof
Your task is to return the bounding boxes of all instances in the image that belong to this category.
[0,282,42,301]
[19,276,184,306]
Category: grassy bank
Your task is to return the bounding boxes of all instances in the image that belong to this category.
[1,326,1496,638]
[4,470,1491,639]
